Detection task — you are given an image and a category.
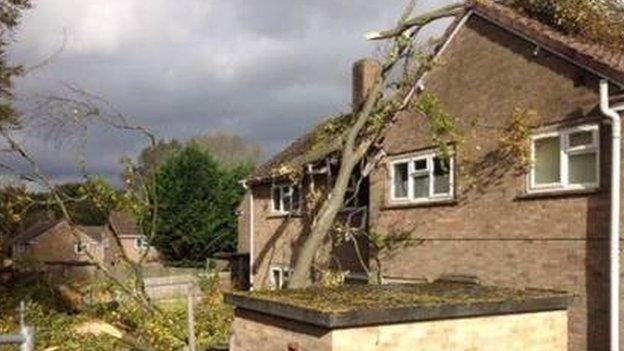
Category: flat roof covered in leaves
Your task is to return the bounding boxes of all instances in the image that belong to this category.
[226,281,573,328]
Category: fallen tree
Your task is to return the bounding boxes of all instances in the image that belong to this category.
[288,1,464,288]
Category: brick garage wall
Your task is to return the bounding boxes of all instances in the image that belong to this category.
[230,309,567,351]
[370,15,622,351]
[230,309,332,351]
[332,311,567,351]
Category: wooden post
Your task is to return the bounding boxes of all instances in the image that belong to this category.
[187,285,196,351]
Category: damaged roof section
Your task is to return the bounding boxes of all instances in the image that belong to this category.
[247,113,353,183]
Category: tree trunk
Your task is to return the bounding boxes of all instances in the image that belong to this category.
[288,3,464,288]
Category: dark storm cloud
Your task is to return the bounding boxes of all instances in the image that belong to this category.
[6,0,451,183]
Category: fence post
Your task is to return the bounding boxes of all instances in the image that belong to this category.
[20,301,34,351]
[187,284,196,351]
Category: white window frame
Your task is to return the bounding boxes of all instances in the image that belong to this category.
[74,242,88,255]
[135,235,149,251]
[529,124,600,193]
[270,266,292,290]
[271,184,300,214]
[389,150,454,204]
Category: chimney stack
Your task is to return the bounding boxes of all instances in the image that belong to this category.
[352,58,382,111]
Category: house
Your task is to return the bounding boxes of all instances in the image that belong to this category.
[11,212,160,280]
[237,1,624,350]
[107,211,160,263]
[11,220,108,280]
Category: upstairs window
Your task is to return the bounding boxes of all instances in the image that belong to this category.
[390,151,454,203]
[272,185,300,214]
[74,243,88,255]
[135,236,150,251]
[530,125,599,192]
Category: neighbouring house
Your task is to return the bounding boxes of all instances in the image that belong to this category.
[11,212,161,280]
[11,220,108,280]
[237,1,624,350]
[107,211,160,263]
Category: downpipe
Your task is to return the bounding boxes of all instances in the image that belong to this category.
[240,181,254,290]
[600,79,623,351]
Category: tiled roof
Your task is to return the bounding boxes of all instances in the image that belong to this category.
[471,1,624,84]
[108,211,140,237]
[76,225,105,242]
[12,221,106,244]
[248,1,624,183]
[248,115,348,182]
[11,220,63,244]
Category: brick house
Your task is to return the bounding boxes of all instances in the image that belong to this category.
[11,212,160,280]
[237,2,624,350]
[11,220,109,280]
[107,211,160,264]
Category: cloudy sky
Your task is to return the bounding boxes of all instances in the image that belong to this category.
[7,0,451,183]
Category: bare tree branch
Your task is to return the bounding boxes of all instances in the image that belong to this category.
[365,3,465,40]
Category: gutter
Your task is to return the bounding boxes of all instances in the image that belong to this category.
[600,79,624,351]
[240,180,254,290]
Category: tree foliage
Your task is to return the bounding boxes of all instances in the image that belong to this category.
[0,0,30,126]
[193,132,263,169]
[508,0,624,49]
[152,143,249,264]
[136,138,182,179]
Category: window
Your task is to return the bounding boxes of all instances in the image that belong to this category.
[272,185,300,214]
[135,236,149,251]
[74,242,88,255]
[390,151,454,203]
[270,266,291,290]
[530,124,599,192]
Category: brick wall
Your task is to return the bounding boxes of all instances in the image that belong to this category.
[241,12,623,350]
[248,181,368,289]
[230,309,567,351]
[370,15,622,351]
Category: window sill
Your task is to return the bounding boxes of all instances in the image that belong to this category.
[266,212,303,219]
[382,198,458,210]
[515,187,603,201]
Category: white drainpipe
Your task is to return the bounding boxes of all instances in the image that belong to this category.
[241,181,255,290]
[600,79,624,351]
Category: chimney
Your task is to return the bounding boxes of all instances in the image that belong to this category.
[352,58,382,111]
